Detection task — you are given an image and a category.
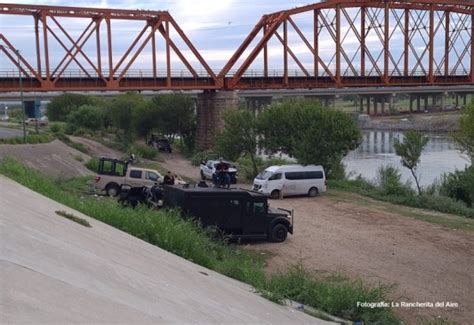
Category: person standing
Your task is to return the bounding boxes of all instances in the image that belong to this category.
[163,171,175,185]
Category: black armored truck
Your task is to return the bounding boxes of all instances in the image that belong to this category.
[163,186,294,242]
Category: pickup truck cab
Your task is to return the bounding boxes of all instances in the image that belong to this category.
[94,158,163,196]
[163,186,293,242]
[200,159,238,184]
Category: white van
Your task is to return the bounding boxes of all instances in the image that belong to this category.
[253,165,327,199]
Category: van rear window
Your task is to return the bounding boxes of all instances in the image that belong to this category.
[285,171,323,180]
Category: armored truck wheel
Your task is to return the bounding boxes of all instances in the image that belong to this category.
[270,224,288,242]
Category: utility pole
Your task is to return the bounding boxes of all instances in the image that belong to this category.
[16,49,27,142]
[1,45,27,143]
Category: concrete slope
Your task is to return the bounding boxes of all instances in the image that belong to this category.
[0,176,328,324]
[0,140,92,178]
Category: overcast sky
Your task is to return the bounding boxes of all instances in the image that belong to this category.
[1,0,471,77]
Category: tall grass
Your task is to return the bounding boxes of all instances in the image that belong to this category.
[0,134,53,145]
[0,157,400,324]
[329,177,474,218]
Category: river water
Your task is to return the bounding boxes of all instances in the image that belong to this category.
[343,131,470,187]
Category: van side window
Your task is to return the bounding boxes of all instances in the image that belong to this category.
[285,171,323,180]
[269,173,282,181]
[285,172,300,180]
[129,170,142,179]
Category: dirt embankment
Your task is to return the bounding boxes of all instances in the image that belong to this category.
[69,136,122,159]
[359,111,461,132]
[0,140,92,178]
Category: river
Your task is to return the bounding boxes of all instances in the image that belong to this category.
[343,131,470,187]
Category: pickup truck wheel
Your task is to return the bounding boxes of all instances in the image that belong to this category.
[271,224,288,242]
[106,184,120,197]
[270,190,280,199]
[308,187,319,197]
[200,170,206,180]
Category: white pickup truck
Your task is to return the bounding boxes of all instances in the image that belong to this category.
[93,158,164,196]
[200,159,238,184]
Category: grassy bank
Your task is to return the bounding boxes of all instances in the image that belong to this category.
[329,178,474,219]
[0,134,53,145]
[0,157,400,324]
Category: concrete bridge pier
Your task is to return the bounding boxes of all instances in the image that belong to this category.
[245,96,273,116]
[196,91,239,150]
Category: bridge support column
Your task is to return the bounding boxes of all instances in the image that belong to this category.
[424,96,428,111]
[417,96,421,112]
[366,97,371,115]
[440,94,445,111]
[409,96,414,113]
[381,98,386,115]
[455,94,459,108]
[373,98,378,115]
[196,91,239,151]
[463,94,467,106]
[389,95,394,114]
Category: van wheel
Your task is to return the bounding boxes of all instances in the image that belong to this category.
[270,190,280,199]
[200,170,206,180]
[271,224,288,242]
[106,184,120,197]
[308,187,319,197]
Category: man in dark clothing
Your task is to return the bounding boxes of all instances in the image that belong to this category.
[163,171,175,185]
[215,158,230,188]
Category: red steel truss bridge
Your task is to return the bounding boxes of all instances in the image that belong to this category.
[1,0,474,92]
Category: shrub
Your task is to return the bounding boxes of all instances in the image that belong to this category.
[439,167,474,208]
[329,178,474,218]
[376,165,413,196]
[84,158,99,173]
[129,144,159,160]
[49,123,63,134]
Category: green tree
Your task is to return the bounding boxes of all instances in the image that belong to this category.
[394,130,429,195]
[454,103,474,162]
[66,105,104,132]
[133,104,158,139]
[151,94,195,142]
[440,167,474,207]
[259,99,361,178]
[216,109,259,176]
[46,93,94,121]
[109,92,145,147]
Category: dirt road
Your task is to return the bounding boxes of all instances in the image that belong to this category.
[249,194,474,324]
